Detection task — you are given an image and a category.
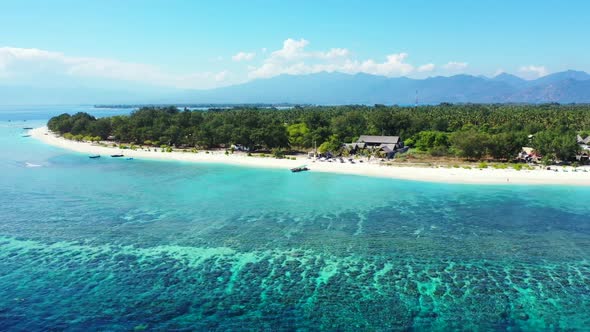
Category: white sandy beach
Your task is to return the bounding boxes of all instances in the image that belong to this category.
[30,126,590,185]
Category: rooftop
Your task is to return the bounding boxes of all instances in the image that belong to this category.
[357,135,400,144]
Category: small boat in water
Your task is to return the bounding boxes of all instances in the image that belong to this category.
[111,154,124,158]
[21,135,31,137]
[126,157,134,160]
[290,165,309,173]
[23,127,33,130]
[89,155,101,159]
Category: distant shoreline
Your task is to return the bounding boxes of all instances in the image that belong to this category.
[30,126,590,186]
[93,103,302,109]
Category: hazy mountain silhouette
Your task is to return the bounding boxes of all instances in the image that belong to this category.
[2,70,590,105]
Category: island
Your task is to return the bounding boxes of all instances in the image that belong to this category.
[33,103,590,185]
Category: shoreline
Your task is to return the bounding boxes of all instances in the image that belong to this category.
[30,126,590,186]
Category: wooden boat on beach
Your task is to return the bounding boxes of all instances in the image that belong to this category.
[291,165,309,173]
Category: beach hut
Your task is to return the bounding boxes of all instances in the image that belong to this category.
[577,134,590,145]
[348,135,406,159]
[357,135,404,149]
[518,147,541,163]
[576,149,590,162]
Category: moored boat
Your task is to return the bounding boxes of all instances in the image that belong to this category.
[290,165,309,173]
[111,154,124,158]
[89,155,101,159]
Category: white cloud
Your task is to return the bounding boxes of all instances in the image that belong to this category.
[518,65,548,79]
[248,53,416,79]
[355,53,414,76]
[263,39,350,62]
[443,61,468,71]
[271,38,309,60]
[0,42,486,90]
[0,46,229,89]
[214,70,229,82]
[318,48,350,59]
[231,51,255,62]
[0,47,60,67]
[248,39,416,79]
[417,63,435,72]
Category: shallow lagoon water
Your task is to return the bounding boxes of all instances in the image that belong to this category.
[0,107,589,330]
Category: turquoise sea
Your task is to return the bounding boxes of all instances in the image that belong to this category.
[0,106,589,331]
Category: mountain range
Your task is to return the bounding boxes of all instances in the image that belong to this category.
[174,70,590,105]
[2,70,590,105]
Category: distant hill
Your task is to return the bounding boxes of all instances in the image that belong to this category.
[169,70,590,105]
[532,70,590,85]
[508,79,590,103]
[490,73,526,87]
[2,70,590,105]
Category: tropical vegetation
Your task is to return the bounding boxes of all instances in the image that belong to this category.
[47,103,589,162]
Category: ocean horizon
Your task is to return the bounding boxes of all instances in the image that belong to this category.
[1,106,589,330]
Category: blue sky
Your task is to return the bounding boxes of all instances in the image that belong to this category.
[1,0,588,89]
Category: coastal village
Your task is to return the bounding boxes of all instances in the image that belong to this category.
[30,123,590,185]
[320,133,590,170]
[516,134,590,165]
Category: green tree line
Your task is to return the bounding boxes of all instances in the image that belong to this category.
[47,103,588,161]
